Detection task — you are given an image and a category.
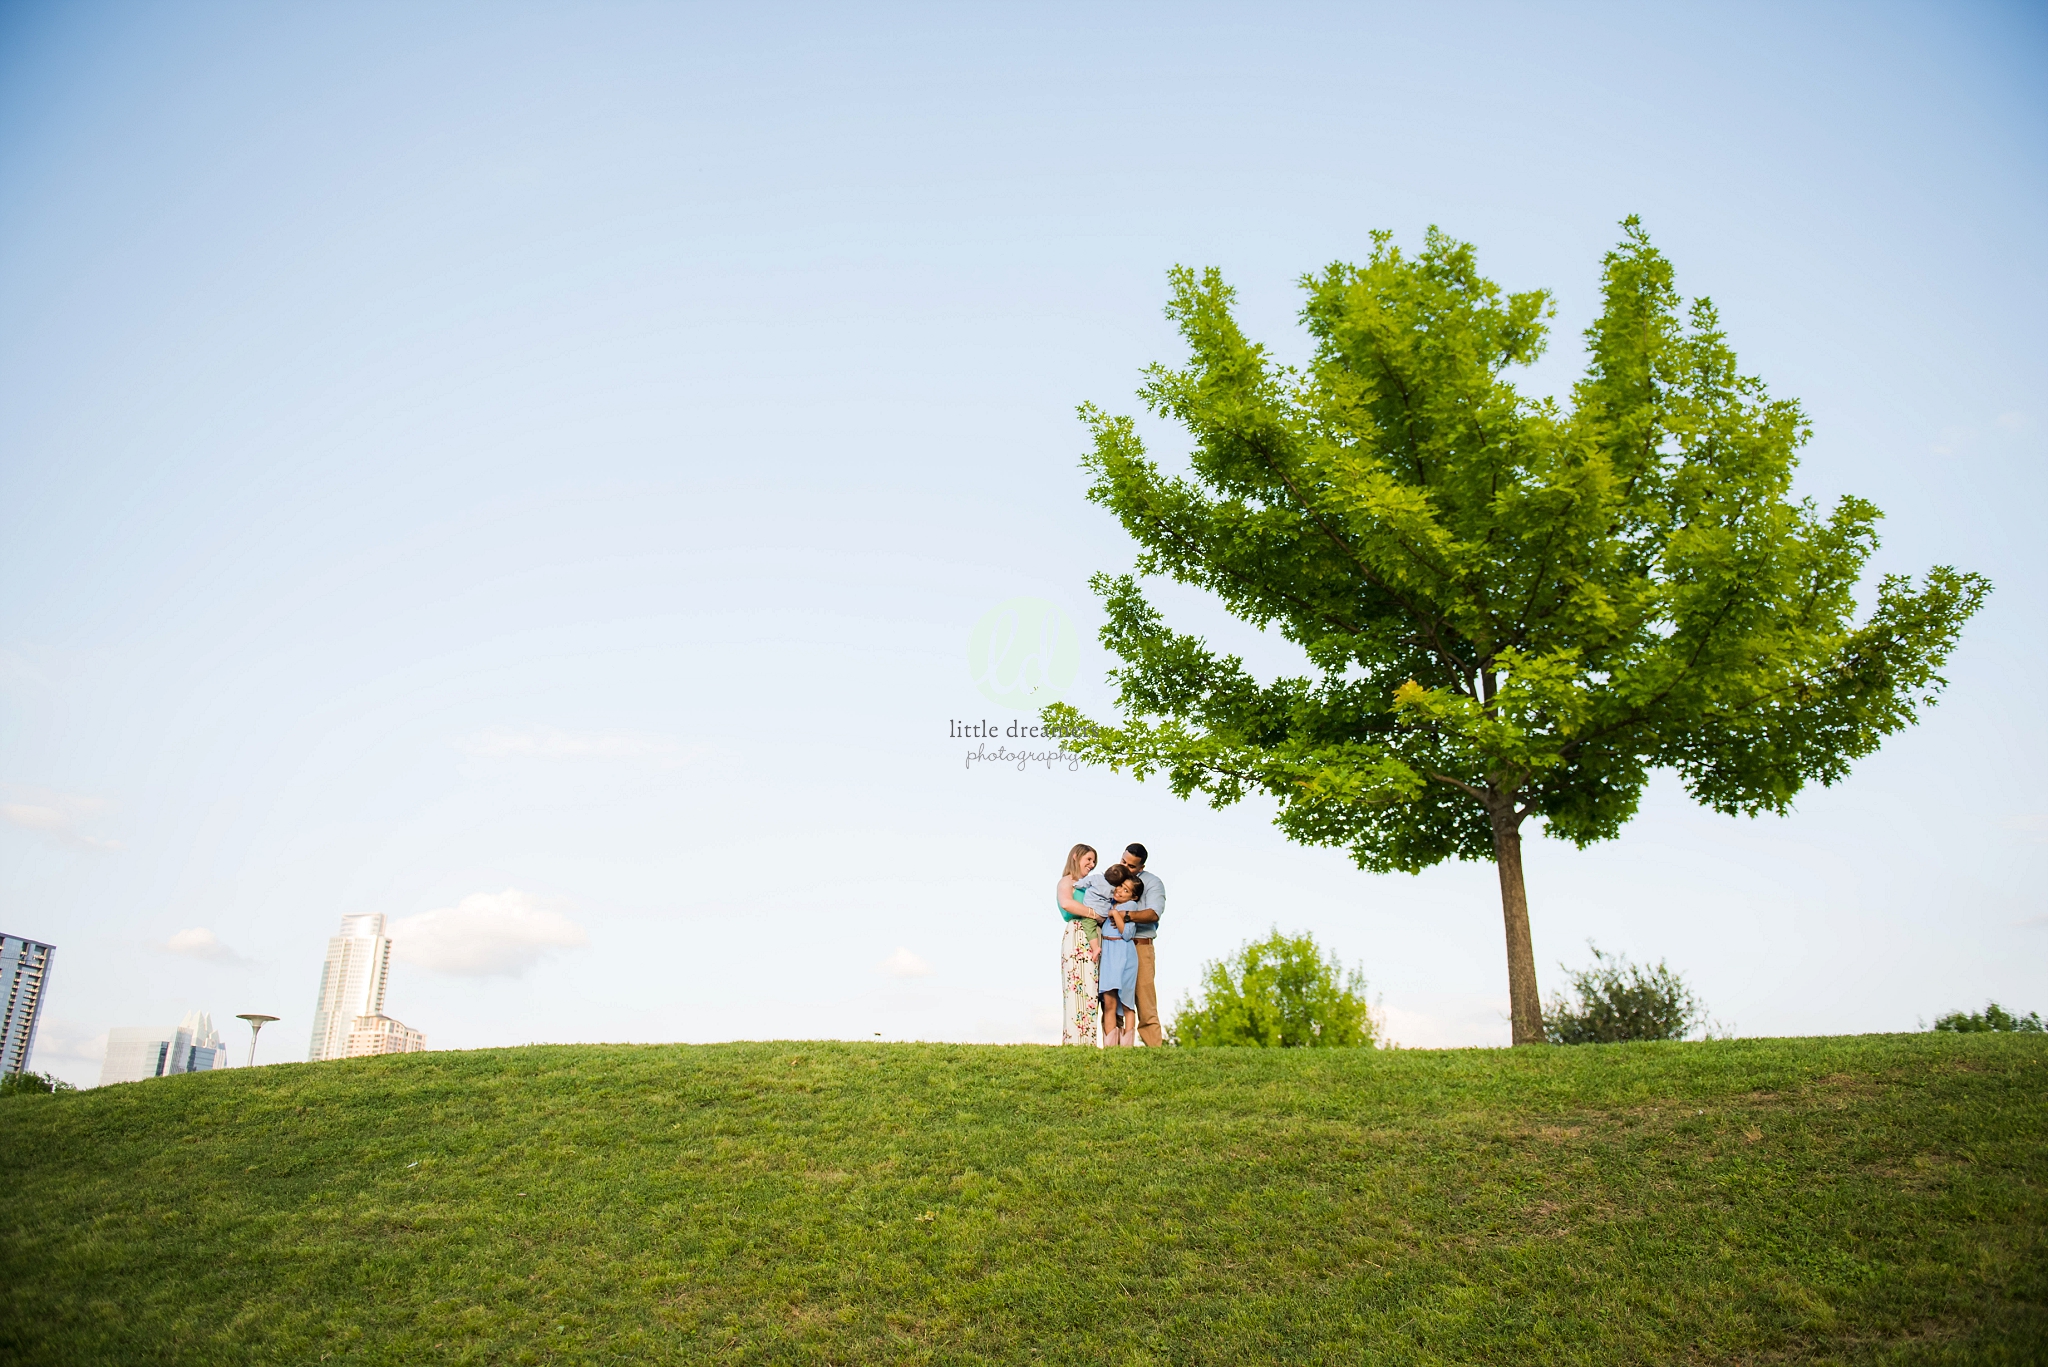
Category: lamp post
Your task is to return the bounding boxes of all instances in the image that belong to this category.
[235,1014,279,1068]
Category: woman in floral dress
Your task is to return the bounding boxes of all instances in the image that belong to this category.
[1057,843,1104,1045]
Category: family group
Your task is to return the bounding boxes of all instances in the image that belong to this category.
[1055,842,1165,1046]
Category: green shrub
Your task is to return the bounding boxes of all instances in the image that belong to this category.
[1931,1001,2043,1033]
[1543,943,1704,1044]
[1171,930,1374,1047]
[0,1070,76,1098]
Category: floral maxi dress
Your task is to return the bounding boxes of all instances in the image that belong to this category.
[1061,916,1101,1046]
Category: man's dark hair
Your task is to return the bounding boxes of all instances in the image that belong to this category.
[1124,843,1148,865]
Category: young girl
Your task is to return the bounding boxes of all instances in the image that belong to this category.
[1096,865,1146,1047]
[1056,844,1104,1046]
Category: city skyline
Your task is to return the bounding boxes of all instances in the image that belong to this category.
[26,908,432,1085]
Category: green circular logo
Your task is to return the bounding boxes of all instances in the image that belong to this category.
[967,597,1079,710]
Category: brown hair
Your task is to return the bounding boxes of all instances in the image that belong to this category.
[1061,844,1097,879]
[1103,864,1134,888]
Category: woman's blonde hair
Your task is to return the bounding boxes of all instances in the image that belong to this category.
[1062,844,1098,879]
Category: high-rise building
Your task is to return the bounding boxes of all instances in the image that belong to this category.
[345,1013,427,1057]
[101,1028,173,1085]
[98,1010,228,1086]
[308,914,393,1061]
[0,933,56,1076]
[180,1010,226,1068]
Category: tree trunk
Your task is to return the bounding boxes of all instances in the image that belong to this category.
[1489,803,1544,1045]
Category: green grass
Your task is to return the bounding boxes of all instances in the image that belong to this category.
[2,1035,2043,1364]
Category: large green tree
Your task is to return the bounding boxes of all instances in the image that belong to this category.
[1044,221,1989,1044]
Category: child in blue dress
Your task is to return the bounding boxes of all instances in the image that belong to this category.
[1096,865,1145,1047]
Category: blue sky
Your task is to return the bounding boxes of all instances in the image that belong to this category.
[2,1,2043,1084]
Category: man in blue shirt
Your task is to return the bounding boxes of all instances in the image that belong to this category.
[1080,842,1165,1045]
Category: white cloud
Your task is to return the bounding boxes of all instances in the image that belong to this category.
[388,890,590,977]
[163,927,252,965]
[880,947,932,978]
[459,729,695,762]
[2,804,70,832]
[0,794,118,850]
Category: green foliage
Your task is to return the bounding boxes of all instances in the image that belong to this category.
[1041,222,1990,1037]
[1544,944,1704,1044]
[0,1070,75,1098]
[1171,929,1375,1047]
[1933,1001,2044,1033]
[0,1038,2044,1362]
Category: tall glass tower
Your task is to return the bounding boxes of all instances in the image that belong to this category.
[308,914,392,1061]
[0,933,55,1076]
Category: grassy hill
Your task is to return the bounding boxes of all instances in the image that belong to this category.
[1,1034,2042,1364]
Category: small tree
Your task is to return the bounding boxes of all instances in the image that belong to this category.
[0,1071,76,1098]
[1173,929,1375,1047]
[1046,221,1989,1043]
[1543,943,1703,1044]
[1931,1002,2044,1034]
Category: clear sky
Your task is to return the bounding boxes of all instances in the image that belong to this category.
[2,1,2043,1085]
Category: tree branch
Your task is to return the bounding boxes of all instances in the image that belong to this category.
[1426,772,1488,803]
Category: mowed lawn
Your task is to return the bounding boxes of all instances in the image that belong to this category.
[1,1034,2042,1365]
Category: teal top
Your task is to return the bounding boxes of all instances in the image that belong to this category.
[1059,883,1097,926]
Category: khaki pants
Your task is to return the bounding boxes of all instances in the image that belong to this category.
[1135,938,1161,1046]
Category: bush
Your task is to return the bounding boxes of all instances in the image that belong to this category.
[1543,943,1704,1044]
[0,1071,76,1098]
[1171,930,1374,1047]
[1931,1001,2043,1033]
